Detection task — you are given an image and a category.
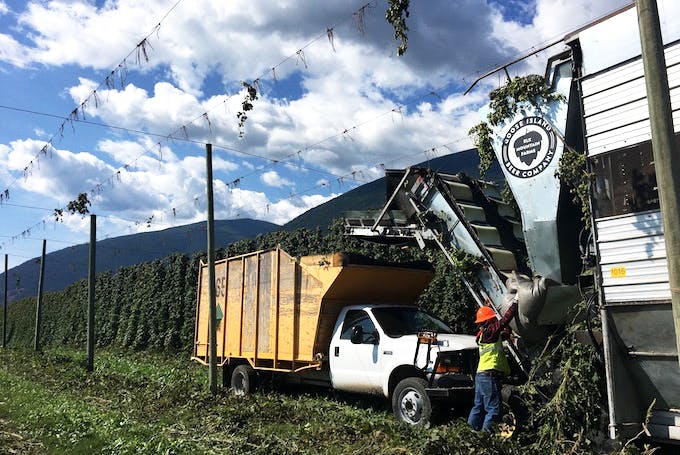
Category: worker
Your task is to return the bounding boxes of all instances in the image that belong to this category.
[467,299,518,432]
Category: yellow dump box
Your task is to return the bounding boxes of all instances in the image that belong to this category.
[193,248,433,372]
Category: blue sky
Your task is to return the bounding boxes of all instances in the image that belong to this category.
[0,0,632,269]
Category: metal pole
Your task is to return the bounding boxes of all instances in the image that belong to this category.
[3,254,7,348]
[86,215,96,372]
[636,0,680,366]
[206,143,218,393]
[34,239,46,352]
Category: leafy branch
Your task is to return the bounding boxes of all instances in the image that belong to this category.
[386,0,410,56]
[236,81,259,138]
[54,192,91,222]
[468,122,494,178]
[555,147,594,229]
[486,74,564,127]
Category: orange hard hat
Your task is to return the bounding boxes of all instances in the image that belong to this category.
[475,306,497,323]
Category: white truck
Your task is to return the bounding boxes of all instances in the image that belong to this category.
[193,248,479,425]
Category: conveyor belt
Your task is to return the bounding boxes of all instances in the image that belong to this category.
[344,167,531,373]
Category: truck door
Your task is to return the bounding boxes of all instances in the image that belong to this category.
[329,309,384,394]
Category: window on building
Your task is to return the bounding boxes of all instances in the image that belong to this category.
[590,138,666,218]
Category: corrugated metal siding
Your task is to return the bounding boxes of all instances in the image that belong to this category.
[582,43,680,156]
[596,211,670,302]
[598,235,666,264]
[585,44,676,301]
[604,283,671,302]
[601,259,669,286]
[595,211,663,242]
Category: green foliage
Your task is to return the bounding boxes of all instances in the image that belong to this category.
[67,193,91,215]
[468,122,494,178]
[515,305,607,453]
[4,254,201,355]
[556,146,593,230]
[386,0,410,56]
[420,423,523,454]
[1,347,657,454]
[500,182,518,212]
[486,75,564,127]
[418,251,477,333]
[54,192,91,221]
[236,81,258,138]
[0,348,522,453]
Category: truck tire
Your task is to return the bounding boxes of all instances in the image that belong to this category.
[231,364,257,396]
[392,377,432,426]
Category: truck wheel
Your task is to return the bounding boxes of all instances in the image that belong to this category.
[231,364,257,396]
[392,377,432,426]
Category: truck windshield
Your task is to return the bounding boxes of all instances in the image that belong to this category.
[371,307,453,337]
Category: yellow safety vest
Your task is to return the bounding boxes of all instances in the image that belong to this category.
[477,339,510,376]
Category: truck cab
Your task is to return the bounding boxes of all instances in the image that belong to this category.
[330,304,478,425]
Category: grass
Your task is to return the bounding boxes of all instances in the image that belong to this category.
[0,347,661,454]
[0,348,425,454]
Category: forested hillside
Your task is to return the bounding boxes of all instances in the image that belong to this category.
[282,148,502,230]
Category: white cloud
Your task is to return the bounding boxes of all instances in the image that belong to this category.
[260,170,292,187]
[0,33,30,67]
[17,0,163,69]
[0,0,650,257]
[5,0,523,95]
[490,0,632,75]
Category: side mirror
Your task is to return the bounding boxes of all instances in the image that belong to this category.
[350,326,364,344]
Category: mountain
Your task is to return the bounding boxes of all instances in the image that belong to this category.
[283,148,502,230]
[0,218,278,303]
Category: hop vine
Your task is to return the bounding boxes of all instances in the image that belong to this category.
[468,75,563,179]
[386,0,410,56]
[468,122,494,178]
[54,192,91,222]
[236,81,259,138]
[486,74,564,126]
[555,147,594,229]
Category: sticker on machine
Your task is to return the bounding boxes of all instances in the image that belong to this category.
[501,116,558,179]
[610,266,626,278]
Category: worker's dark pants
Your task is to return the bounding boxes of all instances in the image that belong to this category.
[467,372,502,431]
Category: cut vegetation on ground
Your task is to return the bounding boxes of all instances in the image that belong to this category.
[1,348,523,455]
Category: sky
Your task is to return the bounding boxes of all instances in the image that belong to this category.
[0,0,634,269]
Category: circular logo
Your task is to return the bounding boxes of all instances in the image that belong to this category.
[500,116,557,179]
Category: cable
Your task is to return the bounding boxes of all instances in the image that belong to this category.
[0,0,517,216]
[0,0,189,193]
[1,2,621,252]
